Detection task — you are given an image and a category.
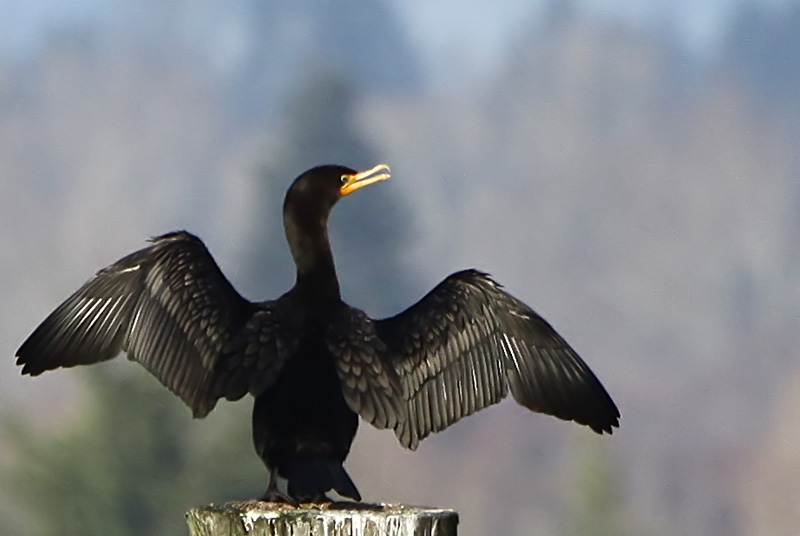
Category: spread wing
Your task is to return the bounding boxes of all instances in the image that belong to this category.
[16,231,291,417]
[333,270,620,449]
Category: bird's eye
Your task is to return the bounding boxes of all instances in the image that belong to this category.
[340,175,349,185]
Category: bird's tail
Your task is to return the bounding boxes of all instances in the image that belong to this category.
[286,458,361,502]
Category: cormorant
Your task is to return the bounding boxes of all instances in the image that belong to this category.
[16,164,619,503]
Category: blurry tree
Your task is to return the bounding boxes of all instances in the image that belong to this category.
[564,440,630,536]
[228,0,420,124]
[0,366,259,536]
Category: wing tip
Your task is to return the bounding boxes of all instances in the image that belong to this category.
[16,359,40,376]
[15,339,49,376]
[591,418,620,435]
[586,404,621,435]
[17,356,81,377]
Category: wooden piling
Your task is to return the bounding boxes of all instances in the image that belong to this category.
[186,501,458,536]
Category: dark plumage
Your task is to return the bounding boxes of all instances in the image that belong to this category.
[16,164,619,502]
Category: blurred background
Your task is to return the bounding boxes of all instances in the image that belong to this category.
[1,0,799,535]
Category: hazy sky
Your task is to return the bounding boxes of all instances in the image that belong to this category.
[0,0,791,63]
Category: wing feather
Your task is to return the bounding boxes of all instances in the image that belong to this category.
[16,231,289,418]
[364,269,619,449]
[325,307,404,431]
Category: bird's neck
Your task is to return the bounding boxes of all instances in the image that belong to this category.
[285,212,341,301]
[295,252,341,301]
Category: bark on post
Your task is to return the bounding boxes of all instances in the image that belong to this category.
[186,501,458,536]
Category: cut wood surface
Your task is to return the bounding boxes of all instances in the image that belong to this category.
[186,501,459,536]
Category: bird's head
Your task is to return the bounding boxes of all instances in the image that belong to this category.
[284,164,391,227]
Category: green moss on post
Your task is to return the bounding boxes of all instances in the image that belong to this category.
[186,501,458,536]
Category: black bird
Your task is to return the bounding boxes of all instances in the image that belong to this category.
[16,164,619,503]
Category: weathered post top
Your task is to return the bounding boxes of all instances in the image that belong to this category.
[186,501,459,536]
